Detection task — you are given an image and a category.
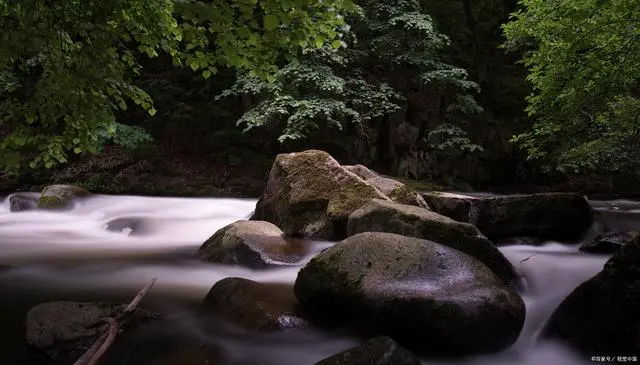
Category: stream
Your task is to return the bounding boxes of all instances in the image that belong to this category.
[0,193,633,365]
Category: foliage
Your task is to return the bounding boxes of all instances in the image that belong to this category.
[0,0,356,174]
[221,0,483,155]
[503,0,640,173]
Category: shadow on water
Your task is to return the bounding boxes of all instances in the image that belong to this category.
[0,193,634,365]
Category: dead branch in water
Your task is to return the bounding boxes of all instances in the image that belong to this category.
[74,278,157,365]
[520,253,538,263]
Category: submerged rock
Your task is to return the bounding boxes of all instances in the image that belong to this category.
[543,235,640,355]
[347,199,518,286]
[203,277,310,331]
[197,220,309,268]
[294,232,525,355]
[37,184,90,210]
[26,301,159,363]
[252,150,390,239]
[579,231,638,253]
[344,165,428,208]
[9,193,39,212]
[422,192,593,241]
[315,336,421,365]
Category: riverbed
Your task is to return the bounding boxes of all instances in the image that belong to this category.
[0,193,628,365]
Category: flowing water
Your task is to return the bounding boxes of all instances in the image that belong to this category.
[0,193,633,365]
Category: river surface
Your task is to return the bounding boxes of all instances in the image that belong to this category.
[0,193,633,365]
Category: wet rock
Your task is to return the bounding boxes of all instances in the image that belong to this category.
[579,231,639,253]
[344,165,428,208]
[315,336,421,365]
[26,301,159,363]
[252,150,390,239]
[544,235,640,355]
[347,199,518,286]
[197,220,309,268]
[9,193,39,212]
[294,232,526,355]
[203,277,310,331]
[37,184,91,210]
[421,192,479,222]
[422,192,593,241]
[146,345,224,365]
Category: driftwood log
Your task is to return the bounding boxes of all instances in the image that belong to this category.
[73,278,157,365]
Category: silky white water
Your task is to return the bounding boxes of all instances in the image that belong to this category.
[0,193,623,365]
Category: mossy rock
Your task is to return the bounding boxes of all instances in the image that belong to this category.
[203,277,311,331]
[197,220,310,268]
[344,165,429,208]
[294,232,525,355]
[423,192,593,241]
[252,150,390,239]
[37,184,91,210]
[347,199,519,287]
[543,236,640,355]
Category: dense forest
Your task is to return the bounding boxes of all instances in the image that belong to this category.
[1,0,639,197]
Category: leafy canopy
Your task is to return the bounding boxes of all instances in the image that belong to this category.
[0,0,355,173]
[503,0,640,173]
[221,0,483,154]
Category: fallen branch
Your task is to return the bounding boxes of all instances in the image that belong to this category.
[74,278,157,365]
[520,253,538,263]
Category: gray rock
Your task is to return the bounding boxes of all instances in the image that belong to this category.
[9,193,39,212]
[579,231,638,253]
[347,199,518,286]
[544,235,640,355]
[26,301,158,362]
[38,184,91,210]
[344,165,429,208]
[294,232,526,355]
[197,220,310,268]
[252,150,390,239]
[203,277,310,331]
[422,192,593,241]
[315,336,421,365]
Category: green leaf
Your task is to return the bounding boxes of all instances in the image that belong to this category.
[148,108,157,116]
[264,14,279,31]
[331,40,341,49]
[202,70,212,79]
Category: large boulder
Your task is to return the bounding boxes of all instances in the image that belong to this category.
[422,192,593,241]
[315,336,421,365]
[543,236,640,355]
[252,150,390,239]
[343,165,428,208]
[347,199,518,286]
[26,301,158,363]
[294,232,526,355]
[38,184,91,210]
[197,220,309,268]
[579,231,638,254]
[203,277,310,331]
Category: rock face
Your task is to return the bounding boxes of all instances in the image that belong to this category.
[315,336,421,365]
[294,232,526,355]
[343,165,428,208]
[422,192,593,241]
[197,220,309,268]
[146,345,223,365]
[579,231,638,253]
[544,236,640,355]
[347,199,518,286]
[26,301,158,362]
[252,150,390,239]
[37,184,91,210]
[9,193,39,212]
[203,277,310,331]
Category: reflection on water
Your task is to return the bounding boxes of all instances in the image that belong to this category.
[0,193,627,365]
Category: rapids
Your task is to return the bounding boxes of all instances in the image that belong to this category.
[0,193,629,365]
